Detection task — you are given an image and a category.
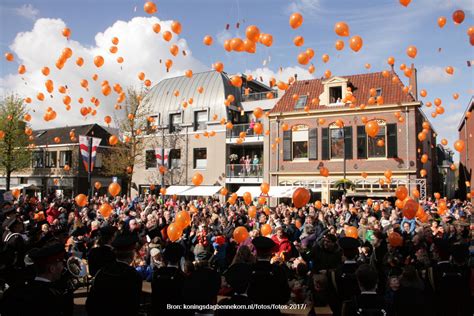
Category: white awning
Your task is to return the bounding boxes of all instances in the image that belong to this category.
[235,186,299,198]
[235,186,261,197]
[164,186,192,195]
[269,186,298,198]
[0,183,38,191]
[179,186,221,196]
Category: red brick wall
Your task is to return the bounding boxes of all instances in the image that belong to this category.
[269,106,429,180]
[459,111,473,183]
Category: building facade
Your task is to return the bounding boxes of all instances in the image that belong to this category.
[436,145,456,199]
[268,71,437,202]
[458,97,473,201]
[0,124,120,197]
[131,71,277,196]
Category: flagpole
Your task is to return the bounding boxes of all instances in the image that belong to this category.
[88,136,93,198]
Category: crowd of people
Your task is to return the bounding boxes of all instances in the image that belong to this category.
[0,189,472,316]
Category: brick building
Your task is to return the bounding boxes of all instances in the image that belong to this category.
[458,97,473,201]
[267,71,437,202]
[0,124,121,197]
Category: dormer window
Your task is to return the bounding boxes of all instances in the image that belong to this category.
[371,88,382,98]
[294,95,308,109]
[329,86,342,104]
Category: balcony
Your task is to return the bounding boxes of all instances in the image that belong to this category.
[241,90,278,102]
[226,164,263,183]
[226,123,264,143]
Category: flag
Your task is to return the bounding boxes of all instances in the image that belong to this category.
[79,135,102,172]
[155,148,171,167]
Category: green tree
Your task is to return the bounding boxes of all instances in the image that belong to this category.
[102,88,152,195]
[0,94,31,191]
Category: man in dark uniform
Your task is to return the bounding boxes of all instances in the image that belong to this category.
[86,233,142,316]
[1,242,69,316]
[342,264,387,316]
[329,237,361,316]
[1,217,27,287]
[182,247,221,315]
[87,225,117,277]
[430,240,472,316]
[218,262,255,316]
[247,236,291,315]
[151,242,186,316]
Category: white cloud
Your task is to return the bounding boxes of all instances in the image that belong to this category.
[244,66,315,85]
[286,0,323,15]
[0,17,207,129]
[418,66,456,84]
[216,29,232,46]
[14,4,39,21]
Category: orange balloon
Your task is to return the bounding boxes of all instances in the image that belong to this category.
[192,172,203,186]
[171,21,182,34]
[345,226,358,239]
[246,25,260,42]
[260,182,270,194]
[395,186,408,200]
[334,22,350,37]
[297,52,310,65]
[261,224,272,236]
[94,181,102,190]
[292,187,310,208]
[289,12,303,29]
[176,211,191,228]
[144,1,157,14]
[258,196,267,205]
[94,56,104,67]
[167,223,183,242]
[230,76,242,87]
[349,35,363,52]
[402,199,418,219]
[99,203,113,218]
[437,16,447,28]
[412,188,420,198]
[388,232,403,247]
[109,135,118,145]
[62,27,71,38]
[293,35,304,47]
[452,10,465,24]
[254,123,263,135]
[163,31,172,42]
[445,66,454,75]
[365,120,379,138]
[322,54,329,63]
[11,188,21,199]
[169,44,179,56]
[454,140,465,152]
[399,0,411,7]
[406,45,417,58]
[335,40,345,50]
[108,182,121,197]
[248,206,257,218]
[243,192,252,205]
[213,61,224,72]
[75,194,88,207]
[233,226,249,243]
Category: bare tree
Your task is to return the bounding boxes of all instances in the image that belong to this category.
[102,87,152,195]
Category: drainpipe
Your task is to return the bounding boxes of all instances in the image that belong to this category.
[276,115,281,172]
[405,106,410,191]
[185,125,189,185]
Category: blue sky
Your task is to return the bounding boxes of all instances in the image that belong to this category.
[0,0,473,153]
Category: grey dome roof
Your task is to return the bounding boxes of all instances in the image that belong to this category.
[142,71,241,125]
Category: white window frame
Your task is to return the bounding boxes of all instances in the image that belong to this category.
[329,123,344,160]
[193,148,207,170]
[292,126,309,161]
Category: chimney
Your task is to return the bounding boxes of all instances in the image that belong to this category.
[409,63,418,101]
[294,73,298,82]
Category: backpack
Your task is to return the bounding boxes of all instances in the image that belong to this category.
[0,232,21,269]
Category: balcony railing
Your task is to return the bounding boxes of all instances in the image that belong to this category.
[241,90,278,102]
[226,164,263,178]
[226,123,264,140]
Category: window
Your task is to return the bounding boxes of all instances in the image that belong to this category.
[193,148,207,169]
[194,111,207,131]
[32,151,44,168]
[145,150,156,169]
[169,113,181,133]
[292,127,308,159]
[329,86,342,104]
[147,115,159,134]
[330,128,344,159]
[59,151,72,167]
[294,95,308,109]
[170,149,181,169]
[95,153,103,168]
[368,123,386,158]
[45,151,57,168]
[374,88,382,98]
